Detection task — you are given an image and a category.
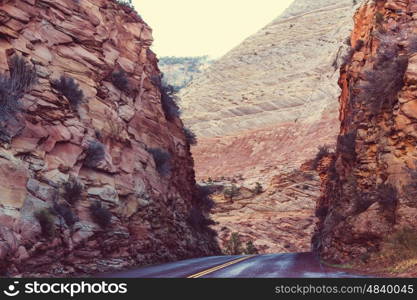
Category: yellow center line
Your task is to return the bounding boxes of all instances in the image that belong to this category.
[187,255,257,278]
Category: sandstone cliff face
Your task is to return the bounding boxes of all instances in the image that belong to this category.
[179,0,357,253]
[0,0,218,277]
[314,0,417,270]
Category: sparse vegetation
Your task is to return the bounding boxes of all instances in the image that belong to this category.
[312,145,331,170]
[368,228,417,274]
[89,201,112,228]
[0,56,37,140]
[252,182,263,195]
[357,31,408,115]
[84,140,105,168]
[224,233,258,255]
[152,75,181,121]
[184,127,197,145]
[53,202,77,227]
[187,206,215,230]
[195,184,215,212]
[62,176,83,205]
[35,209,56,238]
[52,76,84,111]
[245,241,259,255]
[114,0,141,20]
[223,184,240,202]
[224,232,244,255]
[147,147,172,176]
[111,69,129,92]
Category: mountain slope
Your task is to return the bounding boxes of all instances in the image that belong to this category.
[178,0,357,253]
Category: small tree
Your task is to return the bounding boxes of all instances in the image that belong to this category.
[223,184,240,203]
[225,233,243,255]
[245,241,259,255]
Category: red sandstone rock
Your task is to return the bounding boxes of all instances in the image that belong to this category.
[0,0,218,277]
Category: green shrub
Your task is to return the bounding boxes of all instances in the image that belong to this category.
[147,147,172,176]
[35,209,56,238]
[223,184,240,202]
[52,76,84,110]
[89,201,112,228]
[225,233,244,255]
[84,140,105,168]
[62,176,83,205]
[245,241,259,255]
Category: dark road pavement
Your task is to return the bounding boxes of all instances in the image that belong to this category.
[100,252,367,278]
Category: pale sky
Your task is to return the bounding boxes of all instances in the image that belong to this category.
[132,0,294,58]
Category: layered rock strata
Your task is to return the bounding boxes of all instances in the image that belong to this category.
[0,0,218,277]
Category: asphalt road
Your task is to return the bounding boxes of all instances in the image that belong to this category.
[100,252,366,278]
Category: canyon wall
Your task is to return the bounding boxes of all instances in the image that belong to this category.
[314,0,417,270]
[0,0,218,277]
[179,0,357,253]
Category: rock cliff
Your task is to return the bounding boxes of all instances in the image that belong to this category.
[0,0,218,277]
[314,0,417,275]
[179,0,357,253]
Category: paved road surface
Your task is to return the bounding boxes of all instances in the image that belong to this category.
[100,252,366,278]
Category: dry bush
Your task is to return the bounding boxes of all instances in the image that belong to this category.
[147,147,172,176]
[62,176,83,205]
[89,201,112,228]
[312,145,331,170]
[52,76,84,110]
[152,75,181,121]
[84,140,105,168]
[35,209,56,238]
[0,56,37,140]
